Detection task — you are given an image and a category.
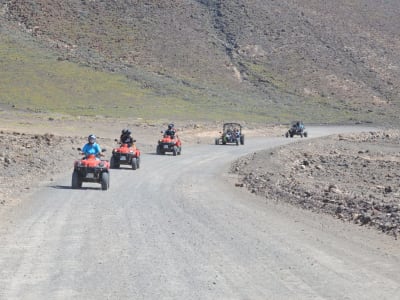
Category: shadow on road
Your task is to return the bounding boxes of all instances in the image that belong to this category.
[50,185,103,191]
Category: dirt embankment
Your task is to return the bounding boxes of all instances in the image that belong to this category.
[0,131,80,204]
[232,130,400,238]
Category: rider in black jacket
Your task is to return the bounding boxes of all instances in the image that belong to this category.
[120,129,134,147]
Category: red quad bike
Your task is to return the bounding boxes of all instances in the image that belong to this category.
[156,132,182,156]
[110,140,141,170]
[71,148,110,190]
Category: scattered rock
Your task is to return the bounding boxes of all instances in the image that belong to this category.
[232,130,400,237]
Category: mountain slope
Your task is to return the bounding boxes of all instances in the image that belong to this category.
[1,0,399,124]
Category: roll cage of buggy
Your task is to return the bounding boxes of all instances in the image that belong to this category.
[215,122,244,145]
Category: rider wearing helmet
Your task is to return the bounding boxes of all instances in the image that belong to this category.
[120,128,134,147]
[82,134,102,158]
[120,129,127,142]
[164,123,176,137]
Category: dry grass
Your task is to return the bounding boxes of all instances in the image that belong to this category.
[1,0,400,125]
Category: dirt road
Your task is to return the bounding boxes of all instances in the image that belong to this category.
[0,126,399,299]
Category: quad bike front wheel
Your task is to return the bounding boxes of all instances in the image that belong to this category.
[156,145,165,155]
[131,157,138,170]
[110,156,120,169]
[136,157,141,168]
[101,172,109,191]
[71,170,82,189]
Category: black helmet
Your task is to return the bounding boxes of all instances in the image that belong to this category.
[126,129,131,135]
[122,128,128,134]
[168,123,174,129]
[88,134,96,144]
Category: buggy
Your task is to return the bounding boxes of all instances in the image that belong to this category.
[215,123,244,145]
[285,121,308,138]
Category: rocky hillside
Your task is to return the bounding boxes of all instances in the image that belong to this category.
[232,130,400,238]
[1,0,400,123]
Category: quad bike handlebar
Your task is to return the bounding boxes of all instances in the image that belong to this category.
[76,147,106,157]
[79,152,105,157]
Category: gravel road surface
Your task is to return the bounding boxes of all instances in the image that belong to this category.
[0,126,399,299]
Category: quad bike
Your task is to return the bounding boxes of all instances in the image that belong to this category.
[110,140,141,170]
[71,149,110,190]
[215,122,244,145]
[285,121,308,138]
[156,132,182,156]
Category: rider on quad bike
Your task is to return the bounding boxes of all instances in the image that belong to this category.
[111,129,141,170]
[156,123,182,156]
[119,129,134,147]
[82,134,102,158]
[72,134,110,190]
[164,123,176,137]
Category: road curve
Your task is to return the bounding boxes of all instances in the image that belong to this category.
[0,126,399,299]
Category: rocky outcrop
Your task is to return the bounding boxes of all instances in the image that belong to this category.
[232,130,400,238]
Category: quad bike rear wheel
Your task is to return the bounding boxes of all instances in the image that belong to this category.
[215,138,219,145]
[240,136,244,145]
[173,146,178,156]
[101,172,109,191]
